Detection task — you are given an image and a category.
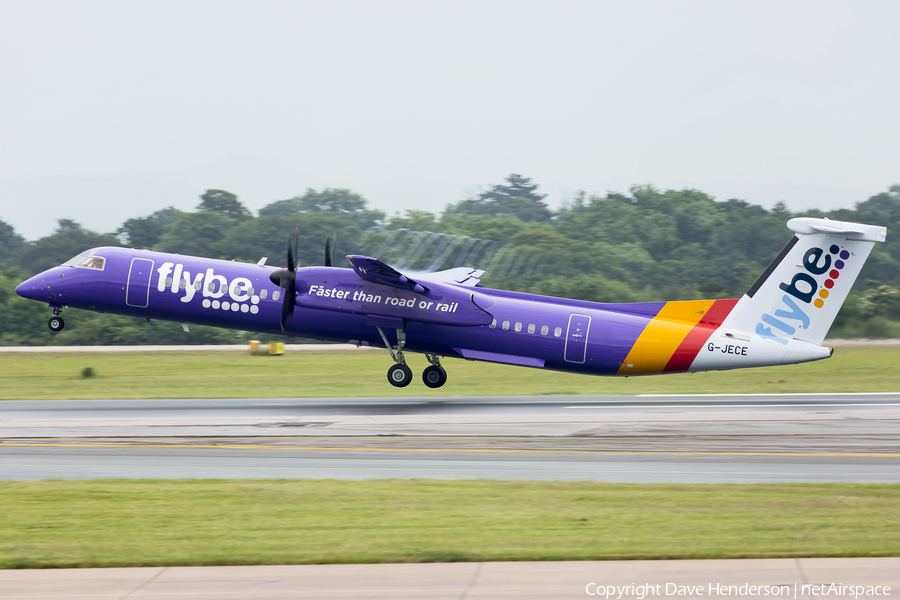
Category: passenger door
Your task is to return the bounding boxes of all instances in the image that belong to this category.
[126,258,154,308]
[564,313,591,363]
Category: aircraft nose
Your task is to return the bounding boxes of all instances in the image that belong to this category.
[15,276,51,302]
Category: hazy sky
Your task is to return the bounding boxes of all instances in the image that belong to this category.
[1,0,899,239]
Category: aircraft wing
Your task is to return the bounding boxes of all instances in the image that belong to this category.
[346,255,427,293]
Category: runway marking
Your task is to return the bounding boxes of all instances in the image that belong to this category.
[567,403,900,408]
[2,442,900,458]
[0,462,897,476]
[0,587,577,599]
[636,392,900,397]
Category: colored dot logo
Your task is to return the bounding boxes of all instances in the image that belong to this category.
[815,245,849,308]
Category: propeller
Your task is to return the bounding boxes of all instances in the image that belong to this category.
[268,229,339,331]
[325,233,337,267]
[268,227,299,331]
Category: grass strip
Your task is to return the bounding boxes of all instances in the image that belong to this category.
[1,480,898,568]
[1,346,899,400]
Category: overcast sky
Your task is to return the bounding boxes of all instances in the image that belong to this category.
[1,0,898,239]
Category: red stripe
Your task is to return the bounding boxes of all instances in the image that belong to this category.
[664,298,739,372]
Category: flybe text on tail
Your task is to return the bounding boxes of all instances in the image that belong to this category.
[720,217,886,348]
[757,244,851,345]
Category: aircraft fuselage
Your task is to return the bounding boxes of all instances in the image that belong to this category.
[15,244,834,380]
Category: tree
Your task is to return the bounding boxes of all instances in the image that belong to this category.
[258,198,303,217]
[13,224,121,274]
[448,174,553,222]
[197,189,252,221]
[0,219,25,265]
[223,214,355,266]
[149,206,182,229]
[259,188,385,229]
[117,217,164,249]
[56,218,81,232]
[155,212,239,259]
[385,210,442,232]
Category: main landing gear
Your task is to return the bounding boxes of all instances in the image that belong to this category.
[376,327,448,388]
[48,307,64,332]
[422,354,447,389]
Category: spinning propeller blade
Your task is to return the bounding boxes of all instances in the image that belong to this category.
[325,234,337,267]
[267,227,300,331]
[267,229,338,331]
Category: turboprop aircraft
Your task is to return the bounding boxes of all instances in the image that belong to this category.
[15,217,886,388]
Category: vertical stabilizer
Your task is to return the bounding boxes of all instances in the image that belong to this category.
[719,218,886,346]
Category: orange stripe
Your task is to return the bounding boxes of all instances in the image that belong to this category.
[617,300,712,375]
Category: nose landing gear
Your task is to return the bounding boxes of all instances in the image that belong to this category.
[48,307,65,332]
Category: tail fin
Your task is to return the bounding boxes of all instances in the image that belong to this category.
[720,217,886,346]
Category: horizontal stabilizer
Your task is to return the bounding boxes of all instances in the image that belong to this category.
[788,217,887,242]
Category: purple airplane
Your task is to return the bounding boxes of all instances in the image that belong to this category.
[15,217,886,388]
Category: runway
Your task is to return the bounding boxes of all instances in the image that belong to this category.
[1,394,899,483]
[2,558,898,600]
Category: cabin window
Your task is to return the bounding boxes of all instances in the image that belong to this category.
[194,281,202,290]
[489,319,496,329]
[165,277,173,287]
[179,279,186,289]
[554,327,562,337]
[63,254,106,270]
[502,320,510,331]
[273,290,281,301]
[247,287,254,297]
[527,324,535,334]
[541,325,549,335]
[514,322,522,332]
[260,289,268,299]
[207,281,216,292]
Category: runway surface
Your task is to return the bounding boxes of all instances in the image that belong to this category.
[1,558,898,599]
[1,394,899,483]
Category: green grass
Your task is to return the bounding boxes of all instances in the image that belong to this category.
[0,480,897,568]
[0,346,899,400]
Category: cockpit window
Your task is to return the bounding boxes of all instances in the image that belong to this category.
[63,254,106,270]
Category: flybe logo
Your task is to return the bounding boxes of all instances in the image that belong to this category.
[156,263,263,315]
[756,245,850,345]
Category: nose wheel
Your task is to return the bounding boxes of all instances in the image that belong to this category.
[48,307,65,332]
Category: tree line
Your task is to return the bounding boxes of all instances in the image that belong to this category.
[1,177,899,346]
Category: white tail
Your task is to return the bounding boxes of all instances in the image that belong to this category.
[720,217,887,346]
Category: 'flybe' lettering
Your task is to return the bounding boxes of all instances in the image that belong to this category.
[756,244,849,345]
[156,263,261,315]
[779,272,816,303]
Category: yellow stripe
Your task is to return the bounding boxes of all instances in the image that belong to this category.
[617,300,712,375]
